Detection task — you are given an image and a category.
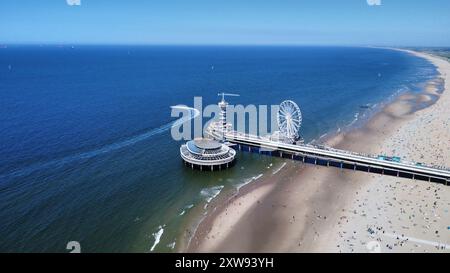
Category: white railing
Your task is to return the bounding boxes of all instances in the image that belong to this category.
[180,145,236,166]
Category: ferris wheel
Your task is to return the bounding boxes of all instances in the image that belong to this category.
[277,100,302,141]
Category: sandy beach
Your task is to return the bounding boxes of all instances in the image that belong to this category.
[187,49,450,253]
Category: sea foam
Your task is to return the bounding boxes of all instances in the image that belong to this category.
[150,225,165,252]
[179,204,194,216]
[236,174,263,192]
[200,185,224,208]
[272,162,287,175]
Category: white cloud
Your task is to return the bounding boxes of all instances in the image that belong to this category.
[66,0,81,6]
[367,0,381,6]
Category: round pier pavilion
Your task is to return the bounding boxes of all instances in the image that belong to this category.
[180,138,236,171]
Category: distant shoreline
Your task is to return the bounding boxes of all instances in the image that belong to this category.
[185,48,450,252]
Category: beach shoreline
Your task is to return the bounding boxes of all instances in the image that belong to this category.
[186,48,450,253]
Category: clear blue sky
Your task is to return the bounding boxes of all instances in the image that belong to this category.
[1,0,449,46]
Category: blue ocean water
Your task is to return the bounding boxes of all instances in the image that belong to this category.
[0,46,437,252]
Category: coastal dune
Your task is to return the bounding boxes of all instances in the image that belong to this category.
[188,49,450,253]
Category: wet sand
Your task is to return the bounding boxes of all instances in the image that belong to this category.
[187,49,450,253]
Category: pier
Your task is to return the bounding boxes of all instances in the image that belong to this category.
[224,131,450,185]
[184,95,450,186]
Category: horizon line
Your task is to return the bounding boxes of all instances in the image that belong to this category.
[1,43,449,48]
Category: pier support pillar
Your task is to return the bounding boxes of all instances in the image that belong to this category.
[302,157,305,163]
[314,158,317,165]
[340,162,343,169]
[292,154,294,160]
[354,164,356,171]
[200,165,202,171]
[211,166,213,171]
[397,171,399,177]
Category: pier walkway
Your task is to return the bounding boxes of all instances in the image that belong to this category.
[223,131,450,185]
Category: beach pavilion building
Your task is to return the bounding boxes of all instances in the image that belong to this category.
[180,138,236,171]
